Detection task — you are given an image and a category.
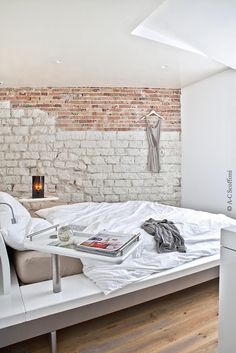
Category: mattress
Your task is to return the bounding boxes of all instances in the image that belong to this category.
[13,250,83,284]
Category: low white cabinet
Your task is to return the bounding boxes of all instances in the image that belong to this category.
[219,227,236,353]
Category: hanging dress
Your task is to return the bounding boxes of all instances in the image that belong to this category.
[146,119,161,173]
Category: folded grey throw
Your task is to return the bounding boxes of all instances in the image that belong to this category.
[141,218,186,253]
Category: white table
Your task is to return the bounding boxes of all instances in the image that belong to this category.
[18,196,59,203]
[24,226,141,293]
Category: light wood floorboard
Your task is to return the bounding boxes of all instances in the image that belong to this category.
[1,279,219,353]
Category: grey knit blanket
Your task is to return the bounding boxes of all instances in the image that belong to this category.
[141,218,186,253]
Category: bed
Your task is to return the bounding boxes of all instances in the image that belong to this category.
[0,192,235,352]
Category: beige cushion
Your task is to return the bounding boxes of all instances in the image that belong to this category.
[13,250,83,284]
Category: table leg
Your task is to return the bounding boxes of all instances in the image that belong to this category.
[50,331,57,353]
[51,254,61,293]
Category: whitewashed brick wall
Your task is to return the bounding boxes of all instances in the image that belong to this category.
[0,101,181,206]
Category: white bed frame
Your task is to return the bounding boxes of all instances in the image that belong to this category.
[0,232,219,353]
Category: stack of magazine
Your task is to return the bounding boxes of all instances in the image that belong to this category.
[76,231,140,257]
[48,228,140,257]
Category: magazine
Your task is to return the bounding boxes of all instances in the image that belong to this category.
[76,231,140,256]
[48,230,140,257]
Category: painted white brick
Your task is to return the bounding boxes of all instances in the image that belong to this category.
[56,132,72,141]
[84,187,99,194]
[0,144,8,151]
[64,161,76,169]
[0,109,11,118]
[64,141,81,148]
[6,161,18,167]
[0,101,10,109]
[7,167,29,175]
[68,153,79,161]
[114,148,126,156]
[5,152,21,160]
[28,144,47,152]
[114,180,131,187]
[113,164,144,173]
[161,156,181,164]
[120,156,135,164]
[164,148,181,157]
[53,142,64,149]
[4,176,21,183]
[5,136,25,143]
[117,131,145,140]
[91,156,106,165]
[10,144,27,152]
[82,180,93,187]
[13,184,30,192]
[19,160,36,168]
[42,161,52,167]
[81,140,97,148]
[92,194,105,202]
[101,187,113,194]
[0,127,11,135]
[22,152,40,159]
[6,118,19,126]
[106,156,120,164]
[104,180,115,187]
[96,140,110,148]
[32,109,49,119]
[39,152,57,161]
[11,109,25,118]
[111,140,128,148]
[129,141,143,148]
[113,187,129,195]
[38,135,56,143]
[74,161,87,171]
[86,131,103,140]
[0,168,6,176]
[13,127,28,135]
[21,118,33,125]
[105,195,119,202]
[57,152,68,160]
[160,131,180,141]
[126,148,141,156]
[88,165,112,173]
[71,131,86,140]
[92,180,104,187]
[134,156,146,164]
[132,180,144,186]
[120,194,131,202]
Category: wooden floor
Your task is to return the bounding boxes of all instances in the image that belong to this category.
[1,279,219,353]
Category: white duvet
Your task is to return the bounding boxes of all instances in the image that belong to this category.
[36,201,236,294]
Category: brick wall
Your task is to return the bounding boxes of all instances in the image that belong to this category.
[0,88,180,131]
[0,87,181,206]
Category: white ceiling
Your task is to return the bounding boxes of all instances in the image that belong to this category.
[133,0,236,69]
[0,0,227,88]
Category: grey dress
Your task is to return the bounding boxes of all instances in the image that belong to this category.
[146,119,161,173]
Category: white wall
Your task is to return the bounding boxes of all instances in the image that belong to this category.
[181,69,236,217]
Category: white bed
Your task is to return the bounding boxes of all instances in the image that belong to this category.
[36,200,236,294]
[1,195,236,352]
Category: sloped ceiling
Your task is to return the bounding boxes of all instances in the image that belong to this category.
[133,0,236,69]
[0,0,227,88]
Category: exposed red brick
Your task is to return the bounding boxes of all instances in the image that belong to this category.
[0,87,181,131]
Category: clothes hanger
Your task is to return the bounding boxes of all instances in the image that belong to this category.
[140,110,165,121]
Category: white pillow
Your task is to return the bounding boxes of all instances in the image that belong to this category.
[0,192,31,229]
[1,218,53,251]
[0,192,31,250]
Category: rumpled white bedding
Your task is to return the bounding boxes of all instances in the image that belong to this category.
[36,201,236,294]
